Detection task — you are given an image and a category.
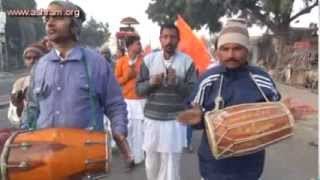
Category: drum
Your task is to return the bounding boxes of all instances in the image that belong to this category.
[0,128,110,180]
[204,102,295,160]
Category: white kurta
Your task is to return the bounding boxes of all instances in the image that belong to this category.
[8,76,30,126]
[143,118,186,180]
[141,51,193,180]
[103,116,116,149]
[8,102,20,126]
[143,117,187,153]
[145,151,182,180]
[125,99,145,164]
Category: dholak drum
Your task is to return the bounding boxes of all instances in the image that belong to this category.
[0,128,110,180]
[204,102,295,160]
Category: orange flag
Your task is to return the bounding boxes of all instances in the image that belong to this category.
[144,44,152,55]
[176,15,211,74]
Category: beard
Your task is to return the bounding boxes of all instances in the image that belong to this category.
[223,58,246,69]
[164,44,176,54]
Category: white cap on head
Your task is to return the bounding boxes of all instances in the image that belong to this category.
[217,19,250,50]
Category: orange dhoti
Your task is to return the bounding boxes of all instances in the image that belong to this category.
[204,102,294,160]
[0,128,110,180]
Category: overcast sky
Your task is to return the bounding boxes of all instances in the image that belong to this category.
[35,0,318,49]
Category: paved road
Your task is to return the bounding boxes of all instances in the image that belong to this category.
[0,71,26,95]
[0,73,318,180]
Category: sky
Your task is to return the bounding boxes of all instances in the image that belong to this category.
[35,0,319,51]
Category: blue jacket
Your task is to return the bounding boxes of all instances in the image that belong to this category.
[189,64,281,178]
[22,45,128,135]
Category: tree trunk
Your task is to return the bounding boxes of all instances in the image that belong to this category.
[272,25,290,70]
[272,36,285,68]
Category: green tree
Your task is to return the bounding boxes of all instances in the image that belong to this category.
[146,0,318,67]
[146,0,226,32]
[147,0,318,35]
[225,0,318,67]
[223,0,318,36]
[79,17,110,48]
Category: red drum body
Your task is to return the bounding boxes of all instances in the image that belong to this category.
[204,102,294,159]
[0,128,110,180]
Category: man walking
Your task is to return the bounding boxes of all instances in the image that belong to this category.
[115,35,145,164]
[22,0,133,166]
[136,23,197,180]
[178,19,316,180]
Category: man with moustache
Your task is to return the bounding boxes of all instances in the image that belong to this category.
[22,0,134,168]
[136,23,197,180]
[178,19,281,180]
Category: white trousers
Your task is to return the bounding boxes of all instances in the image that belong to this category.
[145,151,181,180]
[143,118,186,153]
[127,117,144,163]
[126,99,145,164]
[103,116,116,148]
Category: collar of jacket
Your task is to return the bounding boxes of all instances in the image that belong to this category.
[46,44,82,62]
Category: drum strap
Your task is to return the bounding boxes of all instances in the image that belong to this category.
[24,49,98,130]
[80,48,98,130]
[26,62,49,130]
[214,75,224,111]
[249,72,270,102]
[214,72,270,111]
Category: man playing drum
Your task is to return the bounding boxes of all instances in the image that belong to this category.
[177,19,315,180]
[19,0,133,170]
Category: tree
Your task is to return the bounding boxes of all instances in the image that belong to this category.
[147,0,318,35]
[223,0,318,68]
[225,0,318,35]
[146,0,318,67]
[79,17,110,48]
[146,0,226,33]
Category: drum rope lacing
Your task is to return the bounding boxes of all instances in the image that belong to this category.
[209,71,272,159]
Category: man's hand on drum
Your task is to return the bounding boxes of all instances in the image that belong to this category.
[177,103,203,125]
[112,132,136,172]
[283,98,317,121]
[0,128,14,154]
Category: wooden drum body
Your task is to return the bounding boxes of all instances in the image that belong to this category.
[204,102,294,159]
[0,128,110,180]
